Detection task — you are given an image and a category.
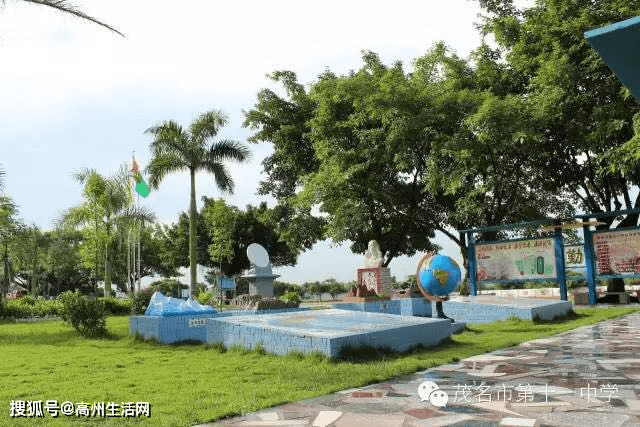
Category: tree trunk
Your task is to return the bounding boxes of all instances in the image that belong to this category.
[104,243,112,297]
[189,168,198,296]
[458,231,469,280]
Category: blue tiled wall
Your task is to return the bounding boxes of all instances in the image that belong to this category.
[332,298,431,317]
[129,307,309,344]
[440,300,572,324]
[206,313,452,358]
[129,313,213,344]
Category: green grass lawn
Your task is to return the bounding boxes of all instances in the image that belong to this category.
[0,307,637,426]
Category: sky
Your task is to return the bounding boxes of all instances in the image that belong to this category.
[0,0,487,284]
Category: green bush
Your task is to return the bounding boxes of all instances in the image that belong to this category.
[255,298,299,310]
[196,290,214,306]
[280,290,301,305]
[149,279,186,298]
[132,288,153,314]
[99,296,134,315]
[57,291,108,338]
[1,296,62,318]
[5,299,32,318]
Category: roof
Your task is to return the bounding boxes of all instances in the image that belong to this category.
[585,16,640,102]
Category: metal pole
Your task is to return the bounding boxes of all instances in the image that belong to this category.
[467,232,477,296]
[127,230,131,295]
[137,221,141,293]
[554,225,567,301]
[583,219,598,305]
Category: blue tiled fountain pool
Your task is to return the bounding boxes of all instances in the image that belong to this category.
[206,309,454,358]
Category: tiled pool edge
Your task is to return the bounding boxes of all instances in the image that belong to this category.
[332,298,432,317]
[129,298,573,352]
[129,307,309,344]
[205,310,454,358]
[441,299,572,323]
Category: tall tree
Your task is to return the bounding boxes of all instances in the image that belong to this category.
[59,165,155,295]
[475,0,640,291]
[3,0,124,36]
[476,0,640,220]
[199,198,300,276]
[298,53,442,265]
[145,110,250,295]
[243,71,325,253]
[0,166,20,300]
[416,44,574,240]
[244,46,574,275]
[41,229,92,296]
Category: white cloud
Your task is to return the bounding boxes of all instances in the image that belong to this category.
[0,0,482,280]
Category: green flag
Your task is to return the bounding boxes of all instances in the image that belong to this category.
[135,179,150,198]
[131,157,150,198]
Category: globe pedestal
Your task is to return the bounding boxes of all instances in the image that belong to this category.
[356,267,392,295]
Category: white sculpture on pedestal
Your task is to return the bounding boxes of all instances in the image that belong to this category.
[242,243,279,297]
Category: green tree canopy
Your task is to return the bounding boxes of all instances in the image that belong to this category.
[476,0,640,225]
[200,198,299,276]
[59,165,155,295]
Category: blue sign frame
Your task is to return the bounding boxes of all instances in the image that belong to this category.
[465,230,567,301]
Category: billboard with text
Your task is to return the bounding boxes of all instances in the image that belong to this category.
[593,228,640,277]
[475,238,557,282]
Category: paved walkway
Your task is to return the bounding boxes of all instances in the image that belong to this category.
[210,312,640,427]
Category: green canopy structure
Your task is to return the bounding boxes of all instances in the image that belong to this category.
[585,16,640,102]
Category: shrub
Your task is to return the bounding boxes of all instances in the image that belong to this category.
[280,290,301,305]
[255,298,298,310]
[196,290,214,306]
[149,279,186,298]
[2,296,62,318]
[132,288,153,314]
[5,299,32,318]
[99,296,133,315]
[57,291,108,337]
[18,295,37,305]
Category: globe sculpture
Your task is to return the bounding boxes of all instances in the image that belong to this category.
[416,253,461,299]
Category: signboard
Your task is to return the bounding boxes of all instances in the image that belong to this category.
[475,238,557,282]
[564,244,587,280]
[564,245,585,267]
[219,276,236,290]
[188,319,206,327]
[593,228,640,277]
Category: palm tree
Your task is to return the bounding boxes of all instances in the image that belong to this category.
[0,165,20,301]
[59,165,155,295]
[3,0,124,37]
[145,110,251,296]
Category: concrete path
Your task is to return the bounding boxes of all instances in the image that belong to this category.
[206,312,640,427]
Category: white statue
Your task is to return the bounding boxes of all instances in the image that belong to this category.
[363,240,383,268]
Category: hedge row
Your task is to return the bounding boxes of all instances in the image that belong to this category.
[0,295,135,319]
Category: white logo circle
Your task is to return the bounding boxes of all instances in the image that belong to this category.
[417,381,439,402]
[429,389,449,408]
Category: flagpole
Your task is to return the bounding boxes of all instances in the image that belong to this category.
[130,150,148,294]
[137,192,141,293]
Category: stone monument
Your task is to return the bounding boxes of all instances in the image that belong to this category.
[242,243,279,298]
[355,240,392,296]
